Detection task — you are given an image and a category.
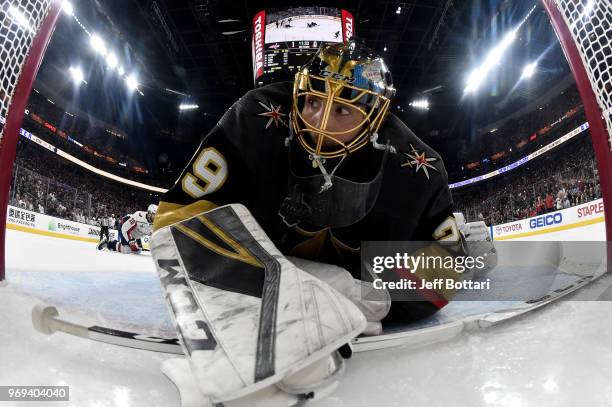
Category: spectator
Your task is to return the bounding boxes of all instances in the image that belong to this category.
[9,139,160,221]
[545,193,554,213]
[563,196,571,209]
[452,135,602,224]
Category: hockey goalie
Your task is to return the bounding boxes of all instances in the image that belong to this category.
[149,40,476,406]
[98,204,157,254]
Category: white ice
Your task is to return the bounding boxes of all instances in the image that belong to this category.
[1,228,612,407]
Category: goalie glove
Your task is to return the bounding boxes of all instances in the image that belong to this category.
[461,220,497,273]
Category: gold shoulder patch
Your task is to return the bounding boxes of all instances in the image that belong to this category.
[154,200,218,231]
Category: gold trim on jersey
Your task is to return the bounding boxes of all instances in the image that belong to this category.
[154,200,218,231]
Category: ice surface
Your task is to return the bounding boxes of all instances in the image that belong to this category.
[1,229,611,406]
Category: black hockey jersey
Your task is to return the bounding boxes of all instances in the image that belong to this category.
[155,82,460,321]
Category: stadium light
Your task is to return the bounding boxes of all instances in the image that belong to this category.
[106,52,118,69]
[125,74,138,91]
[383,46,387,52]
[465,28,517,93]
[69,66,84,84]
[409,99,430,110]
[465,68,483,94]
[90,34,107,56]
[117,66,125,76]
[8,5,34,32]
[179,104,199,111]
[464,5,537,95]
[61,1,74,16]
[521,61,537,79]
[396,6,401,15]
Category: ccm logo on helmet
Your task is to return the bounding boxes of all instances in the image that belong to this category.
[529,213,562,229]
[320,69,355,83]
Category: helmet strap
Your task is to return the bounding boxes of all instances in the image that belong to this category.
[370,131,397,154]
[310,151,348,193]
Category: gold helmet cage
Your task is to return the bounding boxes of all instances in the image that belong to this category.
[291,40,396,159]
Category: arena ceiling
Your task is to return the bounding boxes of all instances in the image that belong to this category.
[123,0,460,109]
[107,0,569,118]
[38,1,566,115]
[33,0,573,169]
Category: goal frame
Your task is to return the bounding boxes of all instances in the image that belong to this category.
[0,0,62,281]
[542,0,612,247]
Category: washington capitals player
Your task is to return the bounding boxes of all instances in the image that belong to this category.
[98,204,157,253]
[148,40,472,405]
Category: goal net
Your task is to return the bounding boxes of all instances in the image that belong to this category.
[0,0,61,281]
[542,0,612,244]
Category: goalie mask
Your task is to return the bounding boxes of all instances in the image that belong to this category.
[291,39,395,160]
[281,40,396,228]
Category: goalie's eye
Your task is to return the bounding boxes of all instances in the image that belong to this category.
[335,105,351,116]
[305,95,322,109]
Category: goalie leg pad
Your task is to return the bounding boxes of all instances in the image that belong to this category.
[160,352,345,407]
[150,204,365,403]
[161,352,345,407]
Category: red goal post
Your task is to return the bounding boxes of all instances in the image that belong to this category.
[542,0,612,247]
[0,0,62,281]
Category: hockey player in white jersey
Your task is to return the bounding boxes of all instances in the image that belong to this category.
[98,204,157,253]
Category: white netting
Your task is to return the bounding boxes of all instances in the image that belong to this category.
[553,0,612,150]
[0,0,53,142]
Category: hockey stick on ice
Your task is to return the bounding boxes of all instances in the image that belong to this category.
[31,304,184,354]
[30,302,458,355]
[31,267,603,355]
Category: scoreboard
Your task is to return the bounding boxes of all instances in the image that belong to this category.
[264,40,324,76]
[252,8,355,86]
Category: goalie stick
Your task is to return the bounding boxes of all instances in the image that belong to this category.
[31,302,458,355]
[31,267,602,355]
[31,304,183,354]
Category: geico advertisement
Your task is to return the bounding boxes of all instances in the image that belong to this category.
[492,198,605,239]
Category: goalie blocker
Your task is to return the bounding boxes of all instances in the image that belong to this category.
[150,204,366,405]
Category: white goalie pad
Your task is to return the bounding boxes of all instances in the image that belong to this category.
[162,352,345,407]
[150,204,366,403]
